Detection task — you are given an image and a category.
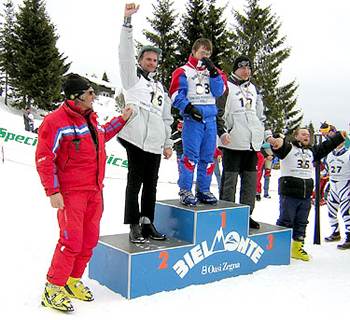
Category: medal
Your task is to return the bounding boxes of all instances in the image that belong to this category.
[196,83,205,94]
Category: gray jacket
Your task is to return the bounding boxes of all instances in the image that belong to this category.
[217,78,270,151]
[117,26,173,155]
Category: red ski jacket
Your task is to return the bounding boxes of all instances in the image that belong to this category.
[36,101,126,196]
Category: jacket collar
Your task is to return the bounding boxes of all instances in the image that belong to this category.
[333,144,346,156]
[137,65,158,81]
[187,55,206,71]
[292,139,311,150]
[63,100,94,118]
[229,74,250,87]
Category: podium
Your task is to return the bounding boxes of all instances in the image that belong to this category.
[89,200,291,299]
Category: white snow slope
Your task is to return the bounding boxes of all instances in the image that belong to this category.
[0,97,349,320]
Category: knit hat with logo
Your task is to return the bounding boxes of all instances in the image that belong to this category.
[233,55,252,73]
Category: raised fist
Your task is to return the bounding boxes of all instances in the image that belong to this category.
[125,3,140,17]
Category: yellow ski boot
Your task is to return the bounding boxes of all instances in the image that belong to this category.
[291,240,310,261]
[41,282,74,312]
[64,277,94,301]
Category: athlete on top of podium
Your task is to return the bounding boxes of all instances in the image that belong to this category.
[169,38,226,207]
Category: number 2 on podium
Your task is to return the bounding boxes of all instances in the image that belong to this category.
[158,251,169,269]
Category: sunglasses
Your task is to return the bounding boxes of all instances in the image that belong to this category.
[237,61,251,68]
[199,50,212,57]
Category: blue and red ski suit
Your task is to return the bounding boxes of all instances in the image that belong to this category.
[169,55,226,192]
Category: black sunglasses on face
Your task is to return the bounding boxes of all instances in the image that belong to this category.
[238,61,251,68]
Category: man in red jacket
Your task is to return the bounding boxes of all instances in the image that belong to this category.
[36,74,132,312]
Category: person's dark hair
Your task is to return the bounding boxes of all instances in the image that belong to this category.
[192,38,213,54]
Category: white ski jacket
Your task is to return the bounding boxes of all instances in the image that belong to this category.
[118,26,173,154]
[217,77,269,151]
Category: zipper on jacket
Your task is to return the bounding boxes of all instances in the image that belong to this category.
[143,100,151,149]
[72,126,80,151]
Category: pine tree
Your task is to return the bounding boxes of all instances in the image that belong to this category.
[142,0,232,83]
[230,0,302,133]
[203,0,232,73]
[102,71,109,82]
[10,0,70,110]
[142,0,179,88]
[0,0,16,105]
[279,82,303,135]
[177,0,207,65]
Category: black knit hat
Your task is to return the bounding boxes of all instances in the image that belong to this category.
[233,55,252,73]
[63,74,91,100]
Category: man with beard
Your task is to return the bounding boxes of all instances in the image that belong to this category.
[268,128,346,261]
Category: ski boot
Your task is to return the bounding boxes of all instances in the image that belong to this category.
[324,231,341,242]
[41,282,74,312]
[291,240,310,261]
[337,233,350,250]
[196,191,217,205]
[179,189,197,206]
[64,277,94,301]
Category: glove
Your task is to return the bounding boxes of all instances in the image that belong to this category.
[184,104,203,122]
[201,57,218,77]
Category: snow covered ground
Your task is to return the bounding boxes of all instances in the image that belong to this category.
[0,98,349,319]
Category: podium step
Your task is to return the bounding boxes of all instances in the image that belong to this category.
[249,222,288,236]
[98,234,192,254]
[89,200,292,299]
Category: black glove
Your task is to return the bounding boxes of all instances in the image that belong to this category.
[184,104,203,122]
[201,57,218,77]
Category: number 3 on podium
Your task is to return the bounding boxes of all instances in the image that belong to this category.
[266,234,274,250]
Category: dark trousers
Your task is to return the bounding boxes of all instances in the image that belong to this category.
[119,139,161,224]
[220,149,257,215]
[277,195,311,240]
